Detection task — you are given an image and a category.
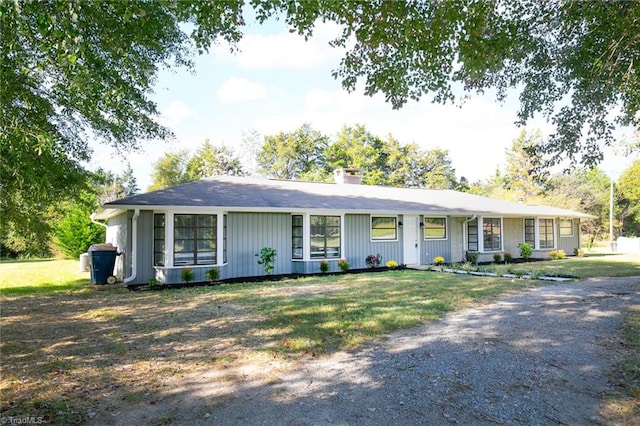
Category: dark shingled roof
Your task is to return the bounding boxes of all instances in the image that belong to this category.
[94,176,594,219]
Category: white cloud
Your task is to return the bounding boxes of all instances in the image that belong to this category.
[160,101,194,128]
[217,77,267,103]
[214,22,342,70]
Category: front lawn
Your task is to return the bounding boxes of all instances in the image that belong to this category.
[1,254,638,424]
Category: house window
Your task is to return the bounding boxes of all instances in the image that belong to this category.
[424,217,447,240]
[483,218,502,251]
[371,216,397,241]
[153,213,165,266]
[467,219,478,251]
[174,214,217,265]
[524,218,536,246]
[292,215,303,259]
[559,219,573,237]
[539,218,555,249]
[310,215,341,258]
[223,214,227,263]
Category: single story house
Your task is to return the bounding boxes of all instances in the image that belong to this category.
[92,169,593,285]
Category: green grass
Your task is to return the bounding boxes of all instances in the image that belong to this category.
[492,253,640,278]
[0,259,92,295]
[1,255,638,423]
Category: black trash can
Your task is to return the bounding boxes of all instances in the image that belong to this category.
[89,244,119,285]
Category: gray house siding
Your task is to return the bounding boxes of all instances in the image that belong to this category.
[557,219,580,255]
[225,212,292,279]
[345,214,402,269]
[136,211,156,284]
[421,215,452,264]
[503,218,524,258]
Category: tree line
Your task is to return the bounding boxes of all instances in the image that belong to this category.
[148,124,463,191]
[2,123,638,258]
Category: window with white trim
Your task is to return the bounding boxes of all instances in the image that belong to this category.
[292,215,304,259]
[423,217,447,240]
[310,215,341,258]
[153,213,165,266]
[539,218,555,249]
[524,218,536,246]
[559,219,573,237]
[371,216,397,241]
[483,218,502,251]
[467,219,478,251]
[174,214,217,265]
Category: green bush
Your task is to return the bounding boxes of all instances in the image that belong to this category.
[493,253,502,263]
[338,258,349,271]
[181,267,194,283]
[319,260,329,273]
[504,252,513,263]
[519,243,533,260]
[465,251,479,265]
[256,247,277,274]
[549,249,566,260]
[205,267,220,281]
[54,204,105,258]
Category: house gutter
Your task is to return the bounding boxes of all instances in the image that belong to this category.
[90,213,109,229]
[123,209,140,284]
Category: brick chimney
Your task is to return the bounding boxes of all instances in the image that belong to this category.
[334,168,362,185]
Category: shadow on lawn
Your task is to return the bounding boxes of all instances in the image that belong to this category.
[106,278,640,425]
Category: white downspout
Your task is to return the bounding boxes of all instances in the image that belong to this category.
[124,209,140,284]
[90,213,108,229]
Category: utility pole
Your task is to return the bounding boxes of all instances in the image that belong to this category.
[609,178,614,251]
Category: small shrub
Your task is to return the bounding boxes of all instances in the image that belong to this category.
[319,260,329,273]
[549,249,566,260]
[256,247,277,274]
[181,267,195,283]
[338,258,349,271]
[574,248,585,257]
[206,267,220,281]
[148,278,159,287]
[504,252,513,263]
[461,261,474,272]
[465,251,478,265]
[433,256,445,265]
[386,260,399,269]
[493,253,502,263]
[529,269,541,280]
[365,254,382,268]
[519,242,533,260]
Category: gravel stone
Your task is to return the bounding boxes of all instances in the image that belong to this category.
[110,276,639,425]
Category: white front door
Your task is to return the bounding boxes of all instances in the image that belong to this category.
[403,215,420,265]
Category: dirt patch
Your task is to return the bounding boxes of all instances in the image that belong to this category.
[113,277,640,425]
[2,277,639,425]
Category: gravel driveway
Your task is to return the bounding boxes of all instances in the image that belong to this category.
[116,276,639,425]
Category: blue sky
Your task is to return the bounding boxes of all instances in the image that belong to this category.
[89,16,635,191]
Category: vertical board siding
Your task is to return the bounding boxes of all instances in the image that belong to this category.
[421,216,451,264]
[136,211,155,284]
[226,212,292,279]
[558,219,580,255]
[503,218,524,257]
[345,214,402,269]
[449,217,465,263]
